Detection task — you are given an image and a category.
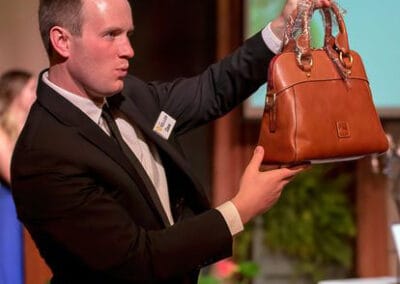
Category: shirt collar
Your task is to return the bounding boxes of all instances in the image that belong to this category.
[42,71,105,125]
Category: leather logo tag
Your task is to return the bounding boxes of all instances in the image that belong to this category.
[336,121,351,138]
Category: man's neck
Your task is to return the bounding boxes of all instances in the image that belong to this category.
[47,66,105,105]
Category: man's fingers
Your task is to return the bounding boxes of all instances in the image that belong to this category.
[247,146,265,172]
[281,163,310,179]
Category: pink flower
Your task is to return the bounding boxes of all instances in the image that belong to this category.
[213,259,238,279]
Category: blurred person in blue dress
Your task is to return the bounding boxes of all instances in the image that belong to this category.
[0,70,36,284]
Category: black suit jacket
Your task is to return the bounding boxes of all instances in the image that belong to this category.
[11,32,274,283]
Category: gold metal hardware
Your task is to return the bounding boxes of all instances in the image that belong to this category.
[266,91,276,111]
[296,53,313,74]
[339,51,353,69]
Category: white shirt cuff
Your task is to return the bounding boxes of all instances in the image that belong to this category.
[216,201,244,236]
[262,22,283,54]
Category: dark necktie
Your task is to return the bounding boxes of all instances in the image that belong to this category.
[101,104,135,160]
[100,103,171,226]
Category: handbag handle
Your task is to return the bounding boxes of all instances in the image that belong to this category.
[283,2,353,75]
[322,5,354,76]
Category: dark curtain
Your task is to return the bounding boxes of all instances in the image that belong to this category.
[127,0,217,193]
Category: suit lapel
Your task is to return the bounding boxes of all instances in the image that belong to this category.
[108,93,210,208]
[108,94,203,186]
[79,122,171,227]
[36,79,171,227]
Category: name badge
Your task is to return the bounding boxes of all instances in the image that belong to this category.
[153,111,176,140]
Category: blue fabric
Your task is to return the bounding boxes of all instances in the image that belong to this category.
[0,183,23,284]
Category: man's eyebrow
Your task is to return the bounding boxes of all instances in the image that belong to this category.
[101,26,134,35]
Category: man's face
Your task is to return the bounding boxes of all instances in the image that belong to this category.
[67,0,134,100]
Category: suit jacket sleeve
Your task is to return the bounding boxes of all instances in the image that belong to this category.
[125,31,274,135]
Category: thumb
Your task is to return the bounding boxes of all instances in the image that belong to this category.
[247,146,265,172]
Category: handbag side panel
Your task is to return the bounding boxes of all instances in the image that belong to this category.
[258,53,302,164]
[258,86,298,164]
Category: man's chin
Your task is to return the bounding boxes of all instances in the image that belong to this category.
[104,82,125,96]
[114,79,125,92]
[88,85,124,102]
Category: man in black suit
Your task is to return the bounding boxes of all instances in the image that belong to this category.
[11,0,331,283]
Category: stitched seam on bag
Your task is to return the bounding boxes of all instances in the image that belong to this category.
[273,78,338,94]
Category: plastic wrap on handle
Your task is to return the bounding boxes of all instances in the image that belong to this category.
[283,0,350,81]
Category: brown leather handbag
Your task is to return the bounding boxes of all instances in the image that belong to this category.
[258,2,388,165]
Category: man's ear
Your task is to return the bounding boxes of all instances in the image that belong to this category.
[49,26,72,58]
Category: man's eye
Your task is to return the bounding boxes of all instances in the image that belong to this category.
[105,31,118,39]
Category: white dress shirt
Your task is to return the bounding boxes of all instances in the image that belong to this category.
[41,23,282,236]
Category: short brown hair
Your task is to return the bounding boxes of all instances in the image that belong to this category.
[39,0,83,56]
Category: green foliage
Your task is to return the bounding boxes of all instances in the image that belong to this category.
[233,223,254,261]
[263,164,356,282]
[237,261,260,278]
[200,164,355,283]
[198,275,220,284]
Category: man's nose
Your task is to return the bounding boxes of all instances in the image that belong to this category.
[119,39,134,59]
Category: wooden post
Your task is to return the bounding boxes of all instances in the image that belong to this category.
[212,0,245,206]
[356,157,390,276]
[24,229,52,284]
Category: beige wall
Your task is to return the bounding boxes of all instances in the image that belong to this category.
[0,0,48,76]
